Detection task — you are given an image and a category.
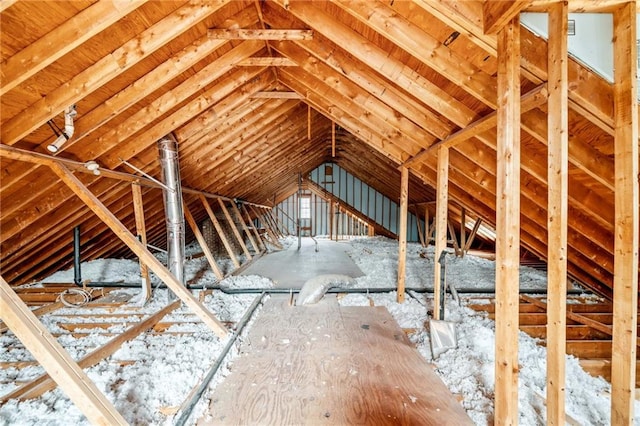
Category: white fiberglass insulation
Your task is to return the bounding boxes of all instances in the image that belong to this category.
[1,237,636,425]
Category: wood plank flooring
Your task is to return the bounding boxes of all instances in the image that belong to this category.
[199,297,471,425]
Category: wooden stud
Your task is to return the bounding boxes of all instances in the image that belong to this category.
[229,202,261,254]
[199,195,245,264]
[433,146,449,321]
[217,199,253,260]
[131,183,151,302]
[413,206,426,247]
[0,276,127,424]
[207,28,313,40]
[611,3,639,424]
[447,220,461,257]
[49,162,228,338]
[546,2,569,424]
[241,204,267,251]
[183,203,226,278]
[463,218,483,253]
[397,166,409,303]
[494,16,521,425]
[0,0,147,97]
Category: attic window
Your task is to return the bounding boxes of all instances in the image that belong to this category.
[325,165,333,176]
[300,196,311,219]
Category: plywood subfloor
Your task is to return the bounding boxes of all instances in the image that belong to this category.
[240,238,363,288]
[198,297,472,425]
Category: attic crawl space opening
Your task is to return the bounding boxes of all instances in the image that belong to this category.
[0,1,638,425]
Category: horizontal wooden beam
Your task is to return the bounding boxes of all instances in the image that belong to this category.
[403,84,547,168]
[250,91,303,99]
[527,0,640,12]
[208,28,313,40]
[236,57,298,66]
[483,1,533,34]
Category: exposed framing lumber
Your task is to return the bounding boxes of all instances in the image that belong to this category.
[2,299,180,402]
[1,0,230,146]
[483,1,532,34]
[230,202,261,254]
[397,166,409,303]
[217,199,253,260]
[48,162,228,338]
[527,0,639,13]
[131,183,151,302]
[250,90,303,99]
[412,206,426,247]
[447,220,461,257]
[183,203,226,279]
[207,28,313,40]
[494,16,521,425]
[250,205,283,249]
[459,208,466,257]
[402,84,547,168]
[0,276,127,424]
[236,57,297,66]
[241,204,267,251]
[0,0,147,97]
[611,3,639,424]
[332,121,336,157]
[0,0,18,13]
[199,195,245,265]
[546,3,569,424]
[463,217,483,253]
[433,146,449,320]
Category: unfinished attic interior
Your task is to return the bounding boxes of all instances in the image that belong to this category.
[0,0,638,424]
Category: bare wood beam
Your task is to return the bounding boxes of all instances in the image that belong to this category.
[1,0,230,145]
[0,0,147,96]
[49,162,228,338]
[483,0,532,34]
[208,28,313,40]
[433,146,449,320]
[447,219,461,256]
[217,199,253,260]
[463,217,483,252]
[546,3,569,424]
[241,204,267,251]
[397,166,409,303]
[230,202,261,254]
[183,203,226,279]
[236,57,297,66]
[459,208,466,257]
[332,121,336,157]
[131,183,151,302]
[0,0,18,13]
[527,0,639,12]
[0,276,127,424]
[250,91,303,99]
[403,84,547,168]
[495,15,521,425]
[199,195,245,264]
[307,104,311,140]
[611,3,639,424]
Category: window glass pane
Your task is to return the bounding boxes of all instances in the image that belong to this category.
[300,197,311,219]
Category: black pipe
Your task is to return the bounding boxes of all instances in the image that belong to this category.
[72,280,588,295]
[73,226,82,286]
[173,292,266,426]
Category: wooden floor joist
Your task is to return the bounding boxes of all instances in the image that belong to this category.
[0,276,127,424]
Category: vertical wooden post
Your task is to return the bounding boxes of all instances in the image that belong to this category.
[611,3,638,424]
[241,204,266,251]
[495,15,521,425]
[433,145,449,320]
[230,202,261,254]
[397,166,409,303]
[329,201,334,240]
[0,276,128,425]
[217,199,253,260]
[460,207,466,257]
[183,203,225,279]
[546,3,568,424]
[425,206,430,243]
[131,183,151,301]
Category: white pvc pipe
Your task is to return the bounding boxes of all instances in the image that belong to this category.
[47,105,76,153]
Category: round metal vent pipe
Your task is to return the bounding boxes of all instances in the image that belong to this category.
[158,136,185,289]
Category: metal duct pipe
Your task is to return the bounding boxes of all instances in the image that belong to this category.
[158,135,185,293]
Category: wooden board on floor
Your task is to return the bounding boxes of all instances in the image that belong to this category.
[200,298,471,425]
